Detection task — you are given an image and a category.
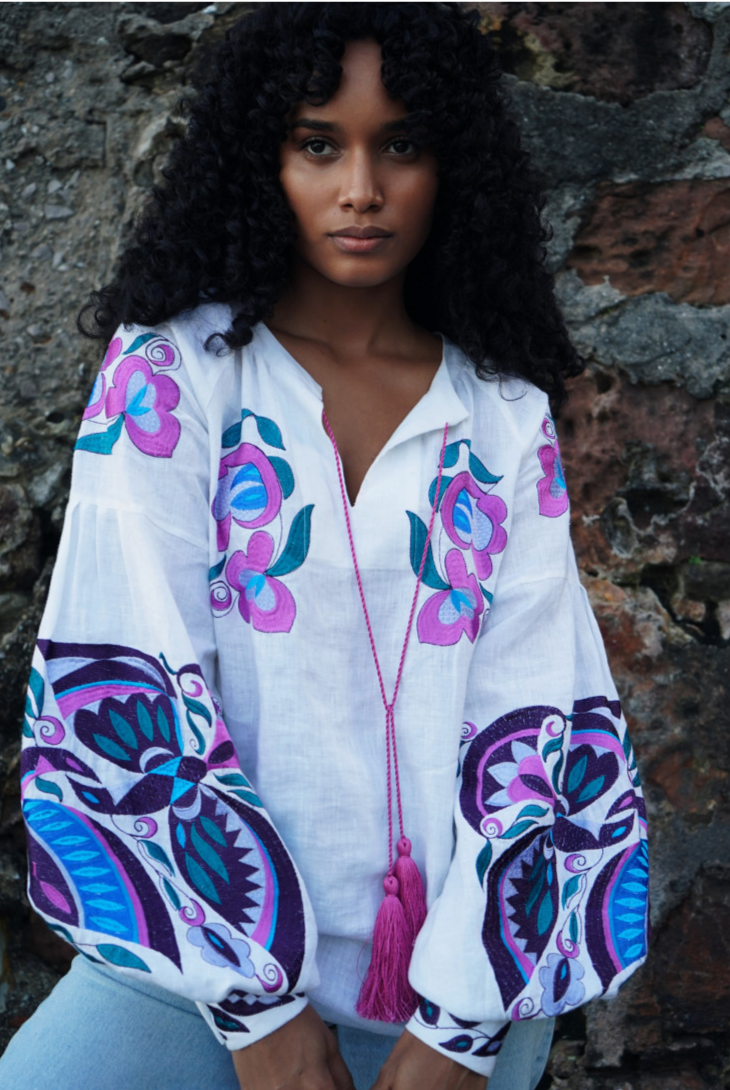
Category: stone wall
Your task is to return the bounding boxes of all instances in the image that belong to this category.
[0,3,728,1086]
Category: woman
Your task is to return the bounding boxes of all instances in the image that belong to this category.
[1,5,649,1090]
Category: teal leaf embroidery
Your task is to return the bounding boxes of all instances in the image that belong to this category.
[223,409,285,451]
[468,452,502,485]
[156,705,171,743]
[163,879,181,910]
[562,874,581,908]
[253,413,285,450]
[35,777,63,801]
[407,511,450,591]
[221,421,243,449]
[209,557,226,581]
[109,709,138,750]
[214,1012,245,1033]
[428,475,453,512]
[182,695,212,727]
[231,788,264,807]
[476,842,492,886]
[499,819,536,840]
[515,804,548,821]
[74,413,124,455]
[267,504,314,577]
[542,736,564,761]
[442,442,462,469]
[144,841,174,874]
[269,456,295,499]
[26,667,45,720]
[185,853,220,903]
[200,815,226,846]
[124,332,157,356]
[215,772,250,788]
[191,824,229,883]
[97,944,152,973]
[92,734,131,762]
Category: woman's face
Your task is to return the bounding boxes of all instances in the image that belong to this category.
[279,39,439,290]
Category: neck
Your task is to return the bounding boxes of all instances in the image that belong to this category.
[270,259,415,357]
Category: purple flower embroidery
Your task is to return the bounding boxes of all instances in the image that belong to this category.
[484,739,556,810]
[226,533,296,633]
[416,550,484,646]
[188,922,255,977]
[537,415,568,518]
[210,412,312,637]
[539,952,585,1016]
[440,472,508,581]
[77,333,182,459]
[410,444,507,647]
[105,355,181,458]
[212,444,283,553]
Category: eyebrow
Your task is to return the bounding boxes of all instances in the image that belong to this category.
[290,118,410,133]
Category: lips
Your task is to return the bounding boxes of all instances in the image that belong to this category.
[329,226,393,238]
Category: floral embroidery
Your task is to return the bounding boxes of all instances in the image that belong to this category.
[77,332,182,458]
[408,439,507,647]
[536,415,568,518]
[440,471,508,581]
[21,640,307,1027]
[414,999,509,1059]
[459,697,648,1020]
[210,409,312,634]
[226,534,296,633]
[416,549,484,646]
[188,922,255,977]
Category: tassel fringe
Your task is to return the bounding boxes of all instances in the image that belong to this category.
[393,836,427,941]
[356,875,418,1023]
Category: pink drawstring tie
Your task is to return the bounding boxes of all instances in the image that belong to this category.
[323,411,449,1022]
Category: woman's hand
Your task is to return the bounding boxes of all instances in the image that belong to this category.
[371,1030,488,1090]
[231,1005,355,1090]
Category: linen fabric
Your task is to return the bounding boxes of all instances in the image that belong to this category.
[19,308,649,1078]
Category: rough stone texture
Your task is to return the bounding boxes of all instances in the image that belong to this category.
[0,4,728,1087]
[566,179,730,306]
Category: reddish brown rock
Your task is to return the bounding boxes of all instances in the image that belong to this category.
[702,116,730,153]
[652,866,730,1034]
[566,180,730,306]
[560,368,717,579]
[474,2,712,105]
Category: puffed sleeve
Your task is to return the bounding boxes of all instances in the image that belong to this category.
[405,394,649,1078]
[20,324,319,1051]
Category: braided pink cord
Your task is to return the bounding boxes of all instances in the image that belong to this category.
[322,412,449,871]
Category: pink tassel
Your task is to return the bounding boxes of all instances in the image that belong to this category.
[393,836,427,941]
[356,875,418,1023]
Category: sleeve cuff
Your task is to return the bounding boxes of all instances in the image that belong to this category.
[197,992,308,1051]
[406,998,510,1078]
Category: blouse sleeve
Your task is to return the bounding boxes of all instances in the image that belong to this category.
[405,394,649,1078]
[20,325,319,1051]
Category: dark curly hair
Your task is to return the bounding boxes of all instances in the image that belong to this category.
[80,2,584,408]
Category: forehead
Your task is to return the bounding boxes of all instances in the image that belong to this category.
[289,39,408,124]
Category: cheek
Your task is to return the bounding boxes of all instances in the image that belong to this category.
[278,161,318,239]
[401,173,439,240]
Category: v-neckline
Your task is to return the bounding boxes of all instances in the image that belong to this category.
[254,322,469,507]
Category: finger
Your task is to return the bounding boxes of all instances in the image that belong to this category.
[328,1049,356,1090]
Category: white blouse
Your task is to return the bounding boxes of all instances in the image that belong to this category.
[20,307,649,1077]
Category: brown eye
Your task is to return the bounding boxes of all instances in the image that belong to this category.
[302,137,335,156]
[387,138,417,155]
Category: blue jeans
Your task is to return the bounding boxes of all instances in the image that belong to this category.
[0,956,553,1089]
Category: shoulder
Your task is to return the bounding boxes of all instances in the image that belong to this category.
[80,303,238,453]
[445,340,550,456]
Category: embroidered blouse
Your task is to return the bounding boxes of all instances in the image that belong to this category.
[21,307,649,1078]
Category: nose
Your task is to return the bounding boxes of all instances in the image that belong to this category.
[339,147,383,214]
